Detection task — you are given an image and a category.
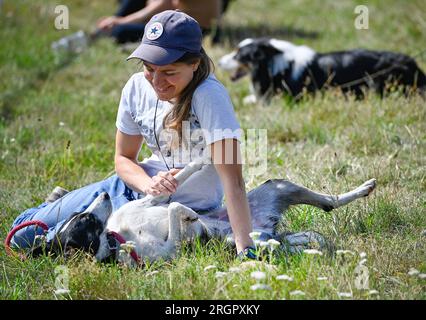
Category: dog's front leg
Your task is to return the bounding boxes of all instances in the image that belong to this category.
[165,202,199,258]
[134,160,206,208]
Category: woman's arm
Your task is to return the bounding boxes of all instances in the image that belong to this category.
[115,130,179,196]
[119,0,173,24]
[115,130,151,193]
[210,138,253,254]
[98,0,173,31]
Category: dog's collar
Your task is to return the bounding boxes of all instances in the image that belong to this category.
[107,231,141,265]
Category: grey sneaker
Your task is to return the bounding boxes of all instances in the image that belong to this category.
[45,186,69,203]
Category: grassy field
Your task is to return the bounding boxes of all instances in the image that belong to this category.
[0,0,425,300]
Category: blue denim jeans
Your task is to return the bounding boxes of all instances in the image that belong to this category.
[10,162,223,248]
[10,174,139,248]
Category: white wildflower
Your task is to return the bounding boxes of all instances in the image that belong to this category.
[303,249,323,256]
[259,241,269,248]
[338,292,353,298]
[215,271,227,278]
[249,232,262,241]
[289,290,305,296]
[408,268,420,276]
[250,284,272,291]
[120,241,136,253]
[34,234,46,242]
[251,271,266,281]
[59,122,65,126]
[317,276,328,281]
[276,274,293,281]
[368,290,379,295]
[336,250,356,256]
[267,239,281,248]
[54,288,70,295]
[203,265,217,272]
[10,138,16,143]
[359,251,367,259]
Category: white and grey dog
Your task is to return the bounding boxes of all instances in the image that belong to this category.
[32,160,376,265]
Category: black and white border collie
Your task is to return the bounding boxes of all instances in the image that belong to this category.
[219,38,426,104]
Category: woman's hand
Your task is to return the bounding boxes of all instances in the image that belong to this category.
[97,16,123,31]
[144,168,181,196]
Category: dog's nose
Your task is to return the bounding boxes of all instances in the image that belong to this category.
[100,192,110,200]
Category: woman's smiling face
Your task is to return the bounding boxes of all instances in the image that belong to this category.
[143,61,200,101]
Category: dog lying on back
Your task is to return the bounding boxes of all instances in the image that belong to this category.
[218,38,426,104]
[30,161,376,266]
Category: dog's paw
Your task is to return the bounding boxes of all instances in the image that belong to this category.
[281,231,327,253]
[168,202,198,222]
[182,210,198,223]
[357,178,376,197]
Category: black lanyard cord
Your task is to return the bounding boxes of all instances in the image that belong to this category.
[153,99,173,171]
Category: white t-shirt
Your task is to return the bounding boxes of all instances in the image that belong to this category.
[116,72,241,211]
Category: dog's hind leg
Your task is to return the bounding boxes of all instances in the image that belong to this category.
[164,202,200,258]
[330,179,376,208]
[247,178,376,231]
[248,179,376,254]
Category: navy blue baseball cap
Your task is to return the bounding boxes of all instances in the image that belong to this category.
[127,10,202,65]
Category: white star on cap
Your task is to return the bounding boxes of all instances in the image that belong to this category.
[146,22,163,40]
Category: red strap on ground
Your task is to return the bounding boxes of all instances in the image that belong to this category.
[4,220,49,256]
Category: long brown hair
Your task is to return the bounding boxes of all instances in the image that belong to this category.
[163,47,213,148]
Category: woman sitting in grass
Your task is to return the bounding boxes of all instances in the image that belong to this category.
[10,10,256,259]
